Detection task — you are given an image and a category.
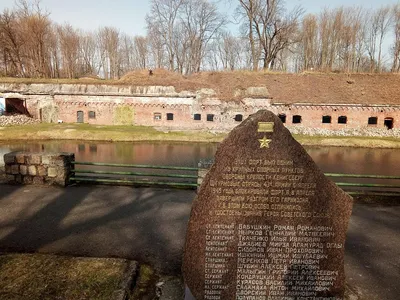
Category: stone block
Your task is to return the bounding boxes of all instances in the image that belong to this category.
[6,175,15,182]
[197,170,208,178]
[32,176,44,185]
[20,165,28,175]
[27,154,41,165]
[11,165,19,175]
[37,165,47,176]
[4,153,15,164]
[42,156,50,165]
[55,178,67,187]
[198,159,214,169]
[49,156,65,167]
[3,152,74,187]
[48,167,57,178]
[15,174,22,184]
[28,165,37,176]
[245,86,270,98]
[15,153,26,164]
[23,176,33,184]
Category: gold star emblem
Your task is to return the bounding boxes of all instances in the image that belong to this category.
[258,136,271,148]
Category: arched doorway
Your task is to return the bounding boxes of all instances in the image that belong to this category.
[384,117,394,129]
[278,113,286,123]
[77,111,84,123]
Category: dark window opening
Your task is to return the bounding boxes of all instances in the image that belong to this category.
[166,113,174,120]
[88,111,96,119]
[89,144,97,153]
[384,118,394,129]
[234,114,243,122]
[78,144,85,152]
[5,98,30,116]
[278,114,286,123]
[207,114,214,122]
[292,115,302,124]
[194,113,201,121]
[154,113,161,120]
[322,115,332,123]
[338,116,347,124]
[368,117,378,125]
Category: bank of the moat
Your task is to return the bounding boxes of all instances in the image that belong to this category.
[0,122,400,149]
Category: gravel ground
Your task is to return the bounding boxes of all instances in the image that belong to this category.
[0,115,40,126]
[287,125,400,138]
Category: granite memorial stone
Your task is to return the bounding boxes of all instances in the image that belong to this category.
[183,110,353,300]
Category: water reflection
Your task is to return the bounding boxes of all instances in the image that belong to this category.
[0,141,399,175]
[306,147,400,176]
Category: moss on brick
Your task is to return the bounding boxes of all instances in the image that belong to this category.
[113,106,134,125]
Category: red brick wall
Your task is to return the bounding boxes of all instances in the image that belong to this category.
[24,94,400,130]
[270,105,400,129]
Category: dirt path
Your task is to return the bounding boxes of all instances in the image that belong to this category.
[0,184,398,299]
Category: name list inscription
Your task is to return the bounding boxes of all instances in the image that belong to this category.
[204,158,343,300]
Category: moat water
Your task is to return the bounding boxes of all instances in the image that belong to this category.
[0,141,399,176]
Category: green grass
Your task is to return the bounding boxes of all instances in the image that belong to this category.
[0,253,130,300]
[0,123,226,143]
[293,134,400,148]
[0,123,399,147]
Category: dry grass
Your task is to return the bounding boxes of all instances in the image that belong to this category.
[129,265,159,300]
[0,253,129,300]
[2,70,400,104]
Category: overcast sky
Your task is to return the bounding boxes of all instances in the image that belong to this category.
[0,0,399,35]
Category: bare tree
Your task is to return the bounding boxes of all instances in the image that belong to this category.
[97,26,120,79]
[146,0,184,71]
[133,36,148,69]
[80,31,100,76]
[366,6,393,72]
[218,32,239,70]
[180,0,226,73]
[236,0,259,70]
[392,4,400,72]
[0,9,25,76]
[147,25,166,69]
[238,0,303,70]
[57,24,81,78]
[375,5,393,71]
[2,0,400,76]
[17,0,53,77]
[297,7,368,73]
[300,14,318,71]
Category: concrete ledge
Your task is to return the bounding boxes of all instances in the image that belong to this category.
[112,261,138,300]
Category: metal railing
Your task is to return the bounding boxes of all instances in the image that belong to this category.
[70,161,400,196]
[325,173,400,197]
[70,161,199,189]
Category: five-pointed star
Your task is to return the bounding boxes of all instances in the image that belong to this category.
[258,136,271,148]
